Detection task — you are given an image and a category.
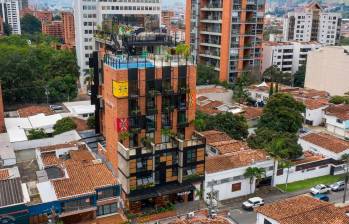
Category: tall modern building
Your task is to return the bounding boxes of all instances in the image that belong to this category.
[74,0,162,86]
[89,29,206,212]
[185,0,265,82]
[0,0,21,34]
[283,2,342,45]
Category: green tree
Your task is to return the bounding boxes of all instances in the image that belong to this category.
[263,66,292,86]
[197,64,219,85]
[0,35,78,104]
[258,93,305,133]
[87,116,95,129]
[206,113,249,140]
[233,72,250,104]
[27,128,49,140]
[266,135,303,186]
[269,82,274,96]
[329,96,349,105]
[3,22,12,35]
[244,167,266,194]
[53,117,77,135]
[340,36,349,46]
[21,14,42,34]
[175,43,190,59]
[247,127,279,149]
[293,64,306,87]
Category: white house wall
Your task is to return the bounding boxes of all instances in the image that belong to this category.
[256,213,279,224]
[305,106,327,126]
[299,138,349,160]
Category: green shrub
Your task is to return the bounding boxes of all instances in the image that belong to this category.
[87,116,95,129]
[53,117,77,135]
[27,128,49,140]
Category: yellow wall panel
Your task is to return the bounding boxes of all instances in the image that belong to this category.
[113,80,128,97]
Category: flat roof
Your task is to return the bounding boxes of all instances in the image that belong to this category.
[37,181,58,203]
[28,113,62,129]
[63,101,95,115]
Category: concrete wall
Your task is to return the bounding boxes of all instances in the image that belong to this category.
[305,47,349,96]
[274,164,331,185]
[305,106,327,126]
[204,160,274,202]
[12,130,81,151]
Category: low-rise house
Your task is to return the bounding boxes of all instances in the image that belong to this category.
[299,132,349,160]
[200,130,233,155]
[32,143,121,223]
[302,98,329,126]
[205,149,274,201]
[256,195,349,224]
[324,104,349,138]
[63,101,95,120]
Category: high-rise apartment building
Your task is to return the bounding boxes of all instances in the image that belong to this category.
[42,20,63,39]
[262,41,322,74]
[283,2,342,45]
[62,11,75,46]
[74,0,162,85]
[0,0,21,34]
[186,0,265,82]
[90,27,205,212]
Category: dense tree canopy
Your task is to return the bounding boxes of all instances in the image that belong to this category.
[329,96,349,105]
[0,35,79,105]
[197,64,219,85]
[233,72,250,104]
[21,14,42,34]
[263,65,292,86]
[53,117,77,135]
[194,111,248,140]
[293,63,306,87]
[258,93,305,133]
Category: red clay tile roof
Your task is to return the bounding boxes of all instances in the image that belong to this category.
[197,96,209,102]
[200,130,232,144]
[301,132,349,153]
[197,87,228,94]
[292,151,326,165]
[301,98,329,110]
[42,152,62,167]
[205,149,268,173]
[325,104,349,121]
[209,140,250,155]
[197,100,224,115]
[72,117,90,132]
[242,107,263,120]
[0,170,9,181]
[52,161,117,199]
[18,105,53,117]
[255,195,349,224]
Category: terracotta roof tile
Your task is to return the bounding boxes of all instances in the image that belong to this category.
[200,130,232,144]
[52,160,117,199]
[301,98,329,110]
[205,149,268,173]
[0,170,9,181]
[42,152,62,167]
[325,104,349,121]
[210,140,250,155]
[301,132,349,153]
[170,216,232,224]
[197,96,208,102]
[242,107,263,120]
[292,151,326,165]
[256,195,349,224]
[17,105,53,117]
[197,100,224,115]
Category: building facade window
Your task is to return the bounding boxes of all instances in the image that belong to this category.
[231,183,241,192]
[97,203,118,216]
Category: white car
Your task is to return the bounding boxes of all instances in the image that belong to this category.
[242,197,264,210]
[310,184,331,195]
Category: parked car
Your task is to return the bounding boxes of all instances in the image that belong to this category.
[313,193,330,202]
[242,197,264,211]
[310,184,331,195]
[330,181,346,192]
[49,104,63,111]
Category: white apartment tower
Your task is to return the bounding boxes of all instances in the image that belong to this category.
[74,0,162,81]
[0,0,21,34]
[262,41,322,74]
[283,2,341,45]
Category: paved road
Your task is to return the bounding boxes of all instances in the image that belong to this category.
[225,189,348,224]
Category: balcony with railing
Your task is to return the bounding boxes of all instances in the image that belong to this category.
[201,0,223,10]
